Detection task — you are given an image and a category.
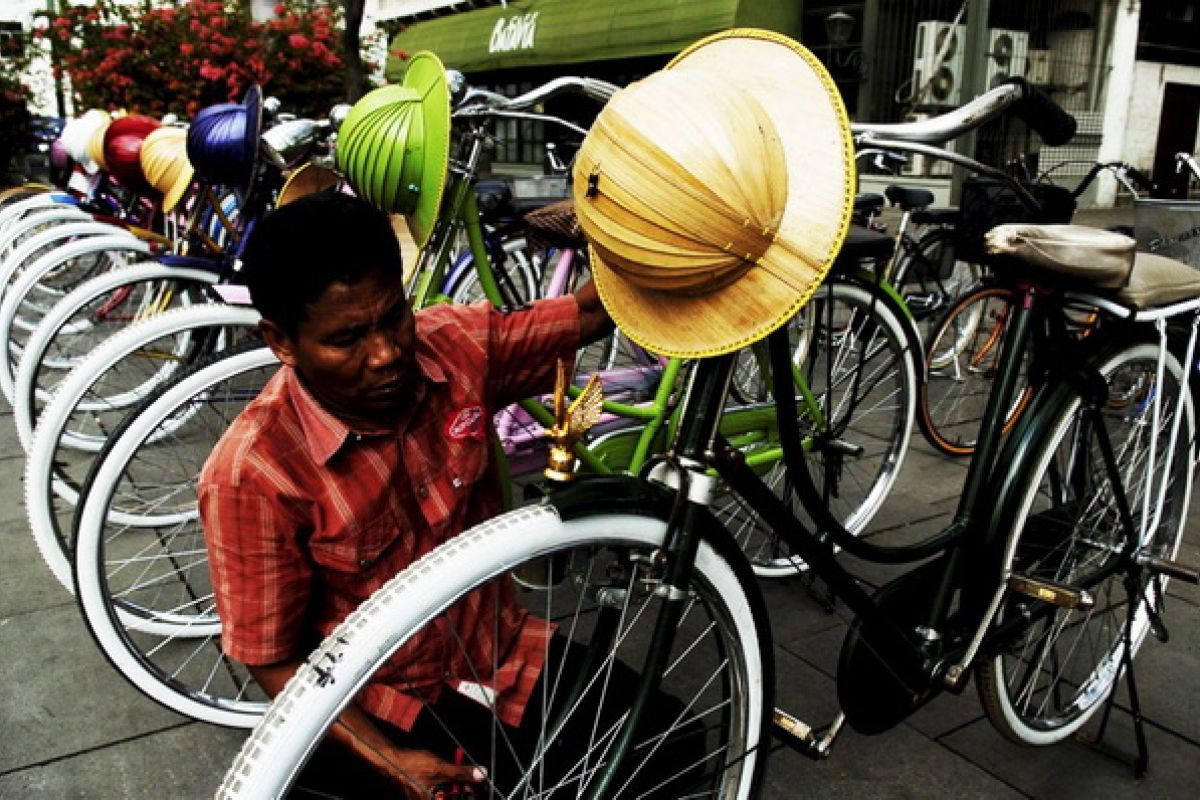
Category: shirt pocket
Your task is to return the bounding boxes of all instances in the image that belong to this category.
[308,513,401,573]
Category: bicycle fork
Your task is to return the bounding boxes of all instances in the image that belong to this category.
[584,355,740,800]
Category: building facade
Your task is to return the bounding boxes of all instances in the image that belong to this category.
[378,0,1200,205]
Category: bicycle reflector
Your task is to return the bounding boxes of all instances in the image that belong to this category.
[141,126,195,213]
[336,50,450,249]
[103,114,161,198]
[187,84,263,190]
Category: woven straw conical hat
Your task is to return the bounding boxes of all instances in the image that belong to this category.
[141,127,194,213]
[572,29,854,358]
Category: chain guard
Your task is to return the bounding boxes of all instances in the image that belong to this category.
[837,560,947,734]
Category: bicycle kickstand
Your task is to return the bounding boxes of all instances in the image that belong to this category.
[1083,558,1200,779]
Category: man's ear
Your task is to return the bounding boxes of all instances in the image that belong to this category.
[258,319,299,368]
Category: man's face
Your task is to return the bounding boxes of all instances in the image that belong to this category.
[262,268,418,428]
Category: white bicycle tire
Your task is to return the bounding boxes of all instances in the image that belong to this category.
[24,304,261,593]
[71,344,278,726]
[218,506,769,798]
[0,234,150,401]
[0,193,80,237]
[13,262,221,453]
[0,206,94,260]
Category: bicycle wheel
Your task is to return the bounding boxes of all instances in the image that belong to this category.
[13,262,221,452]
[718,278,919,577]
[71,342,278,726]
[0,234,152,399]
[0,205,94,260]
[217,502,771,798]
[894,227,982,323]
[443,235,540,307]
[976,341,1195,744]
[919,286,1033,456]
[24,304,262,593]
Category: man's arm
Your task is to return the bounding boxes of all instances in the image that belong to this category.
[572,277,615,347]
[249,660,485,797]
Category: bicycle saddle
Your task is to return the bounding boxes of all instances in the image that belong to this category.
[990,223,1200,309]
[854,192,884,213]
[987,223,1135,287]
[885,185,934,211]
[524,199,584,249]
[834,224,894,266]
[911,207,958,225]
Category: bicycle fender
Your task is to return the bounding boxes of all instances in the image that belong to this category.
[542,473,757,572]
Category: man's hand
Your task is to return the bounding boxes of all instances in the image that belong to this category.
[573,277,615,347]
[363,745,486,799]
[250,660,487,797]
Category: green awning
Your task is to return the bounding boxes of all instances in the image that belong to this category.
[385,0,801,81]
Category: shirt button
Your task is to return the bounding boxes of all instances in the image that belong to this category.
[418,486,429,499]
[359,558,370,568]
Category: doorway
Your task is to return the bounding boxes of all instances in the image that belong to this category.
[1151,82,1200,199]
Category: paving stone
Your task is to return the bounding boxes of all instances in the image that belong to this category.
[0,602,190,772]
[0,723,244,800]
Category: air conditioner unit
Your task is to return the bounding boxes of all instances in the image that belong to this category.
[912,20,965,108]
[986,29,1029,89]
[1026,48,1052,85]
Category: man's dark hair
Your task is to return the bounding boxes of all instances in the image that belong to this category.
[240,191,404,335]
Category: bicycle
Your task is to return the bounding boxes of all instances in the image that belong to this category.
[919,161,1155,455]
[63,51,920,731]
[216,36,1199,798]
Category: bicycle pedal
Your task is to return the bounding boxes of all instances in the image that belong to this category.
[771,708,840,760]
[1140,555,1200,584]
[1007,574,1094,610]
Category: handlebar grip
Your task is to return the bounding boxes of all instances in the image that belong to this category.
[1005,77,1076,146]
[580,78,618,103]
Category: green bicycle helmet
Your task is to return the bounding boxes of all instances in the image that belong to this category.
[336,51,450,249]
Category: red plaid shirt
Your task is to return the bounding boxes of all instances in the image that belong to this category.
[199,297,579,730]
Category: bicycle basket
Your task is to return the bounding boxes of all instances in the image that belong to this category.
[955,178,1076,263]
[1133,199,1200,269]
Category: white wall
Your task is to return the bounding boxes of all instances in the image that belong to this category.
[1123,60,1200,170]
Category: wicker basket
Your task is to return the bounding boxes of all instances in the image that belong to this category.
[955,178,1076,263]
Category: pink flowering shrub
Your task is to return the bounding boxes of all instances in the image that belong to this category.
[40,0,359,118]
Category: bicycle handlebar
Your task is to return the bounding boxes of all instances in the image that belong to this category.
[852,78,1075,147]
[455,75,618,115]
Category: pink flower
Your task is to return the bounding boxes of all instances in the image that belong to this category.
[288,33,310,50]
[199,63,226,81]
[180,43,195,56]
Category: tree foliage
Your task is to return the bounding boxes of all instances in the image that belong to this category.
[40,0,366,118]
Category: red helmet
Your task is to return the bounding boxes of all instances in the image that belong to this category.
[103,114,162,197]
